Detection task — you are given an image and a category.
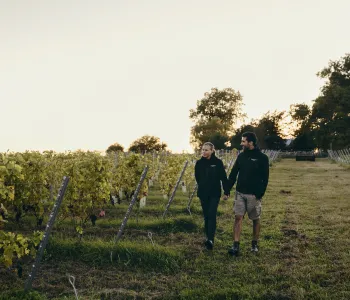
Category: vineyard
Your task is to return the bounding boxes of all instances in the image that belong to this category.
[1,151,349,299]
[328,149,350,165]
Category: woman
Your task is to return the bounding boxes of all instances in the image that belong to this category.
[195,142,229,250]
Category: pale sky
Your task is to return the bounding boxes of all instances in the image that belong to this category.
[1,0,349,153]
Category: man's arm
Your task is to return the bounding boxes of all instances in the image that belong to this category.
[219,160,229,195]
[227,155,240,194]
[258,155,270,199]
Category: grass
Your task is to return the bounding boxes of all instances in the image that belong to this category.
[1,158,350,299]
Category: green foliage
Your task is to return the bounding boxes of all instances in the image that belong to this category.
[190,117,230,150]
[291,132,316,151]
[128,135,167,153]
[1,158,350,299]
[229,124,257,149]
[290,53,350,150]
[189,87,245,126]
[46,238,182,272]
[0,153,24,207]
[126,216,199,234]
[158,155,187,197]
[106,142,124,154]
[252,110,287,138]
[290,103,311,125]
[190,87,245,150]
[0,290,46,300]
[110,153,149,200]
[15,151,52,222]
[61,151,113,231]
[0,230,43,268]
[230,110,287,150]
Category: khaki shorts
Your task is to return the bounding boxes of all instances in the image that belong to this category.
[234,191,262,220]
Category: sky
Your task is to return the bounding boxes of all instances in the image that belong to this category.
[1,0,350,153]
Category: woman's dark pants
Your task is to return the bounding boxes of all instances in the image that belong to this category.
[200,196,220,242]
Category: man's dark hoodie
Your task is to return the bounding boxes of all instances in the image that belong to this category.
[195,153,229,199]
[227,147,269,199]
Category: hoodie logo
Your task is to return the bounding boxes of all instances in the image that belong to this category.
[250,159,258,162]
[210,165,216,167]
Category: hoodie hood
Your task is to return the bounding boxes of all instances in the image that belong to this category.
[200,152,217,161]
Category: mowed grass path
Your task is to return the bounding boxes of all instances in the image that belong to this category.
[1,159,350,299]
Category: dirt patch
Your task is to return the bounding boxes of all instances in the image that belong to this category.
[280,190,292,194]
[281,228,307,240]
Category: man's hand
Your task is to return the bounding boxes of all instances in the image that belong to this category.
[222,195,229,201]
[255,194,263,201]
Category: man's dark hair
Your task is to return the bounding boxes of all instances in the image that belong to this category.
[242,132,258,146]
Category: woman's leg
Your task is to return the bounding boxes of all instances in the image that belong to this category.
[200,197,209,239]
[206,197,220,242]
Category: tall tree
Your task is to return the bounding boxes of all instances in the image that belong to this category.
[190,87,245,127]
[229,124,262,149]
[128,135,167,153]
[288,103,316,150]
[190,87,245,149]
[250,110,287,150]
[252,110,286,137]
[190,118,230,150]
[290,103,311,126]
[309,53,350,149]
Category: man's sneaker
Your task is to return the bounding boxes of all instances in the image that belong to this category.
[251,241,259,253]
[204,240,214,250]
[228,245,240,256]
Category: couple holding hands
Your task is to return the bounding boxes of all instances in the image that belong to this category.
[194,132,270,256]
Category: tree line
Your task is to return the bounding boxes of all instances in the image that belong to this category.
[108,53,350,153]
[190,53,350,151]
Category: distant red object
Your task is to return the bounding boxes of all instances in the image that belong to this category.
[99,210,105,217]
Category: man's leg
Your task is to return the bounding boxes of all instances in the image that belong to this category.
[247,195,262,252]
[228,192,246,256]
[234,215,243,241]
[253,219,260,241]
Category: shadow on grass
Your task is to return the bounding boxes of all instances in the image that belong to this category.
[45,238,183,273]
[96,216,200,234]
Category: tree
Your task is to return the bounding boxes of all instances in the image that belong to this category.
[289,103,312,135]
[229,124,257,149]
[291,133,316,151]
[263,135,286,150]
[252,110,286,137]
[189,88,245,149]
[128,135,167,153]
[309,53,350,150]
[288,103,316,150]
[248,110,287,150]
[106,143,124,154]
[190,88,245,127]
[190,118,229,150]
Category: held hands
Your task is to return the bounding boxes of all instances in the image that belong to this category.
[222,194,229,201]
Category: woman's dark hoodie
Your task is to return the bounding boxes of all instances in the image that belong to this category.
[195,153,229,199]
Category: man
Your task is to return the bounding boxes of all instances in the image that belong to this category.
[224,132,269,256]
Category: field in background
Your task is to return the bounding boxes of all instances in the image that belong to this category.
[1,158,350,300]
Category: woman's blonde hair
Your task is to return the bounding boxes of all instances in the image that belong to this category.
[202,142,215,153]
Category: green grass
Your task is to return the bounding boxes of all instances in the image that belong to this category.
[45,238,182,272]
[1,158,350,299]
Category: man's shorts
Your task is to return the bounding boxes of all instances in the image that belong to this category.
[234,191,262,220]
